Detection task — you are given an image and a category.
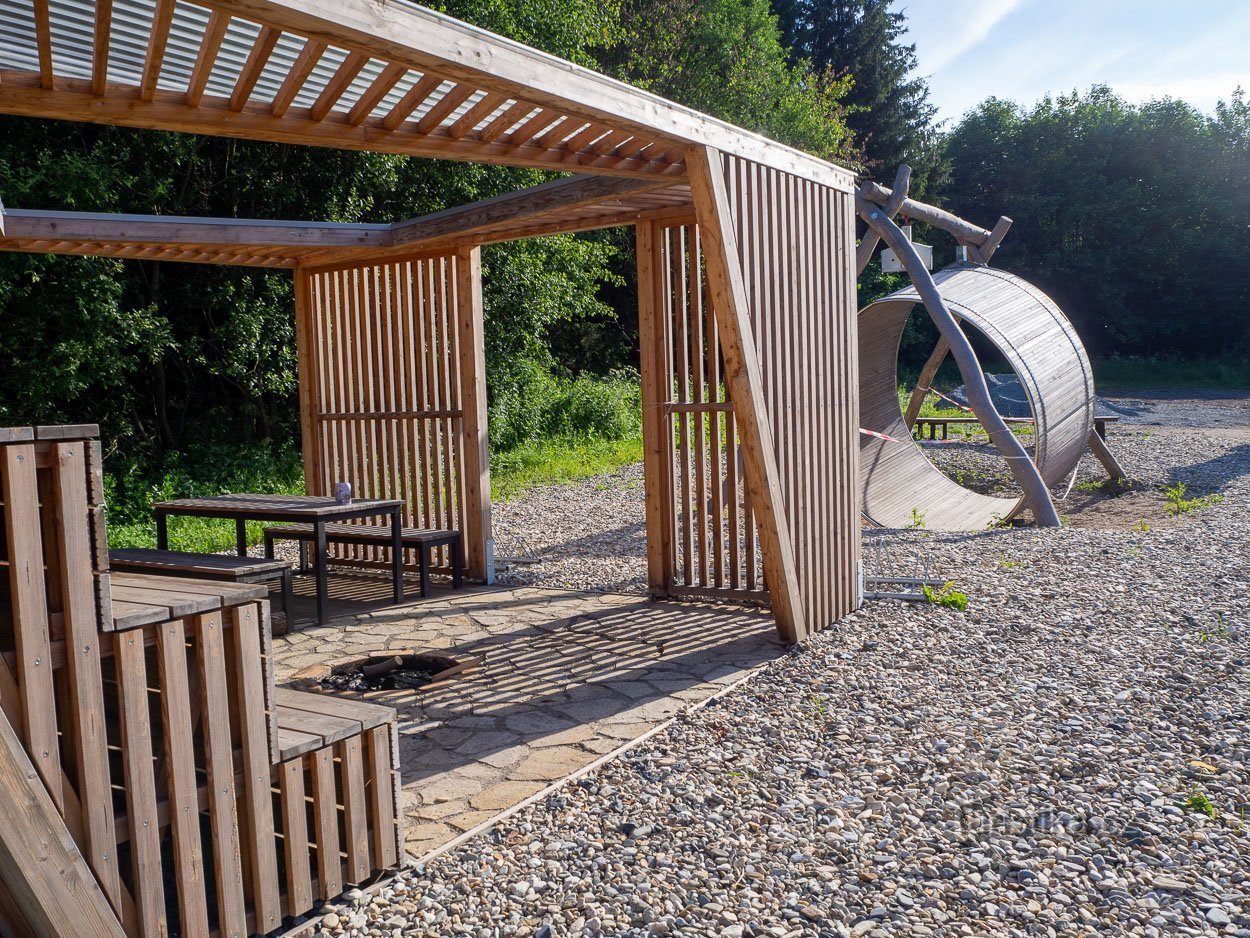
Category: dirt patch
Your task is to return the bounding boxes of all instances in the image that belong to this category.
[1059,487,1176,530]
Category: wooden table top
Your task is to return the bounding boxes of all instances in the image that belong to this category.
[152,493,403,520]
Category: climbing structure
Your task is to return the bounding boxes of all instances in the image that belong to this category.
[855,167,1123,530]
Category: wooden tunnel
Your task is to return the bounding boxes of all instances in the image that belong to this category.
[859,265,1097,529]
[0,0,865,646]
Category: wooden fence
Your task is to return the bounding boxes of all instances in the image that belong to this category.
[297,249,492,581]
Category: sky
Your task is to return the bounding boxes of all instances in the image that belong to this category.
[892,0,1250,127]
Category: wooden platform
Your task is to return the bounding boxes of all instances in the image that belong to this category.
[0,426,403,938]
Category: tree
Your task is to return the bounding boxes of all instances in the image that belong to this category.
[942,86,1250,361]
[772,0,940,191]
[602,0,854,162]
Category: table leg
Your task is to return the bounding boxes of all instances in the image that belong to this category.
[315,520,329,625]
[391,508,404,603]
[281,568,295,630]
[156,510,169,550]
[235,518,248,557]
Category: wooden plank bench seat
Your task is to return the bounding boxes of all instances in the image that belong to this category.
[263,522,464,598]
[913,413,1120,440]
[273,688,401,896]
[109,548,295,631]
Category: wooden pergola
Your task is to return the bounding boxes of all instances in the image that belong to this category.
[0,0,862,644]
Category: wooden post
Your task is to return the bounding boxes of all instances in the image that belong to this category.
[855,164,910,277]
[636,218,673,596]
[687,146,807,642]
[1087,429,1127,481]
[454,245,493,582]
[903,336,950,429]
[857,193,1062,527]
[294,269,323,495]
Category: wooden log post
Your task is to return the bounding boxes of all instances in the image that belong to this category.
[454,245,494,582]
[855,164,910,277]
[687,146,807,642]
[1087,429,1128,481]
[903,335,951,430]
[856,192,1063,527]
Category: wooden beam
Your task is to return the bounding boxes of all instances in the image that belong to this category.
[859,180,993,246]
[380,71,443,131]
[978,215,1013,264]
[453,246,493,582]
[687,146,807,642]
[203,0,855,191]
[414,83,474,135]
[187,11,230,108]
[294,270,323,497]
[0,708,126,938]
[446,90,508,139]
[32,0,54,90]
[855,164,909,276]
[903,335,950,429]
[230,25,281,111]
[346,62,408,126]
[635,219,672,596]
[0,72,683,179]
[271,38,326,117]
[309,51,368,121]
[477,99,533,142]
[139,0,176,102]
[91,0,113,96]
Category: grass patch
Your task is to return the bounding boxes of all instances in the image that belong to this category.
[490,432,644,502]
[1094,355,1250,391]
[106,442,304,552]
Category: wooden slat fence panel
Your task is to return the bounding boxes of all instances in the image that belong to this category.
[301,257,476,578]
[719,155,861,631]
[638,219,766,602]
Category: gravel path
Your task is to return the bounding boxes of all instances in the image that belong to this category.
[326,397,1249,938]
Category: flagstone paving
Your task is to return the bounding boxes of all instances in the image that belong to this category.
[270,583,783,856]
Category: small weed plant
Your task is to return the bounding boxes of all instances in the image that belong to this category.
[997,555,1025,571]
[1178,788,1218,820]
[1165,482,1224,516]
[908,507,926,530]
[923,581,968,612]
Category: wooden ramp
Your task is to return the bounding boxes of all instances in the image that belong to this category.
[0,426,403,937]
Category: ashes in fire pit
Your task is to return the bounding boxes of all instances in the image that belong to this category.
[289,650,482,695]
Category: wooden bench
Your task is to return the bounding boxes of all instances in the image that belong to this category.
[109,548,296,633]
[912,414,1120,441]
[262,522,464,598]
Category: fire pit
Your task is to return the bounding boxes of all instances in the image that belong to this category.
[289,650,482,696]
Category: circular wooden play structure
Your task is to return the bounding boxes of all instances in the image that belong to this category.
[859,264,1097,529]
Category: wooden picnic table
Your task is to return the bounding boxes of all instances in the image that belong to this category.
[912,414,1119,441]
[153,494,404,624]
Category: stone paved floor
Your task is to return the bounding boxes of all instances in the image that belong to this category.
[270,576,783,857]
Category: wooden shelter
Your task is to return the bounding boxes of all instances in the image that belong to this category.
[0,4,866,932]
[0,0,865,643]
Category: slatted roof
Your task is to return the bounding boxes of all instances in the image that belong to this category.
[0,0,854,190]
[0,174,695,267]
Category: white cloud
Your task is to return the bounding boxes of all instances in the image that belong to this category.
[912,0,1024,72]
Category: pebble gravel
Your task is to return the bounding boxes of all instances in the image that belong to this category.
[320,395,1250,938]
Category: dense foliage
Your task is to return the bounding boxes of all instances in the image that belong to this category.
[942,86,1250,360]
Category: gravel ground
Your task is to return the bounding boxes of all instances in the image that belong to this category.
[323,395,1249,938]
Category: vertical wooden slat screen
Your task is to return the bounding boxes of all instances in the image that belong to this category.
[298,253,492,580]
[720,154,861,631]
[642,158,860,636]
[638,218,766,603]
